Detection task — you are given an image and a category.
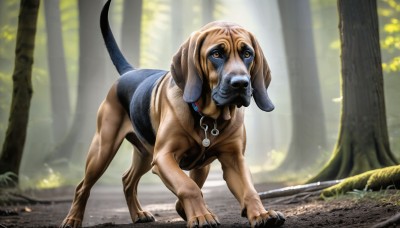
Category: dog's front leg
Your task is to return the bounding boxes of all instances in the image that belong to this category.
[219,152,285,228]
[152,152,219,228]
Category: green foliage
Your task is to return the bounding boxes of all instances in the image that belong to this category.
[0,172,18,187]
[347,188,373,199]
[378,0,400,73]
[0,1,19,143]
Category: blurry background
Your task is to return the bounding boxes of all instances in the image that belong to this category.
[0,0,399,189]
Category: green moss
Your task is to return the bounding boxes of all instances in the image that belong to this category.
[321,165,400,197]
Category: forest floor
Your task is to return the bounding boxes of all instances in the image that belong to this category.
[0,174,399,228]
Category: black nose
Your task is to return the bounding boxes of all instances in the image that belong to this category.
[230,76,249,89]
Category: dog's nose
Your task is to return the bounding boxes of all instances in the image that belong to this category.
[230,76,249,89]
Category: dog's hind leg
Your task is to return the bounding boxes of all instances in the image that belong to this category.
[122,140,155,223]
[61,85,130,228]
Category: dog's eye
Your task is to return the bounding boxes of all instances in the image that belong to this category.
[243,51,252,59]
[211,50,223,59]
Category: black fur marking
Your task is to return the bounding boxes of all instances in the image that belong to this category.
[117,69,167,145]
[100,0,134,75]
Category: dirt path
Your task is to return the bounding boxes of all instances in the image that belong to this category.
[1,176,399,227]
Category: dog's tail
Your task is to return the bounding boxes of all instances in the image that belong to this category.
[100,0,134,75]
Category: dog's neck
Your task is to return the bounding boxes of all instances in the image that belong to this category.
[190,100,235,121]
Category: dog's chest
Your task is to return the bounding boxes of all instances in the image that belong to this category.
[179,143,218,171]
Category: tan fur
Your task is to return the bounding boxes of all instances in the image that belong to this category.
[61,22,283,228]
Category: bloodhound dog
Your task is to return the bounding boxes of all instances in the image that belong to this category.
[61,0,285,227]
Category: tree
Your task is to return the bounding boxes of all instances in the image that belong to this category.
[171,0,184,51]
[201,0,215,25]
[0,0,40,186]
[46,0,107,163]
[44,0,71,144]
[277,0,327,170]
[309,0,398,182]
[121,0,142,67]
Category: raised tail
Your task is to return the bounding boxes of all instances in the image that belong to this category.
[100,0,134,75]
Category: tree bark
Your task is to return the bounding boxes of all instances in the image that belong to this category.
[309,0,397,182]
[44,0,71,144]
[277,0,327,170]
[0,0,40,186]
[121,0,142,68]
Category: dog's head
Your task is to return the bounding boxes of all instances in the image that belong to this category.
[171,21,274,119]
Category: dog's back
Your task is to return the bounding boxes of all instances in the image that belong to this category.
[116,70,166,145]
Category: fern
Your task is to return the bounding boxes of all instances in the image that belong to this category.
[0,172,18,187]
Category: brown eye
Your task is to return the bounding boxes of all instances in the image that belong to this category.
[212,51,222,59]
[243,51,252,58]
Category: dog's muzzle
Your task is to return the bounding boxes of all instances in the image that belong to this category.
[212,75,252,108]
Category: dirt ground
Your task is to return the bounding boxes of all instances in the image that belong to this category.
[1,175,399,228]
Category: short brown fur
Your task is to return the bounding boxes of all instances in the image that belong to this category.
[61,20,284,228]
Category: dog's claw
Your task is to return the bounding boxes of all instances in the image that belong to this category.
[133,210,156,223]
[249,210,285,228]
[187,214,220,228]
[60,218,82,228]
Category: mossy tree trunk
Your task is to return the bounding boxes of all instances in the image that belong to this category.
[322,165,400,197]
[309,0,398,183]
[0,0,40,186]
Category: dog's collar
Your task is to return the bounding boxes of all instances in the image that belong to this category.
[190,102,220,147]
[191,102,202,114]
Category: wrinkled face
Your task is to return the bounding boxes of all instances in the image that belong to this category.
[171,21,274,117]
[200,27,255,108]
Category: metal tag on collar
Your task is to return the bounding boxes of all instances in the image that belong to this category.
[200,116,210,147]
[211,121,219,136]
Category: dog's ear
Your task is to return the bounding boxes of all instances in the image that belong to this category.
[171,32,204,103]
[249,34,275,112]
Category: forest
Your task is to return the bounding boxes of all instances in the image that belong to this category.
[0,0,400,227]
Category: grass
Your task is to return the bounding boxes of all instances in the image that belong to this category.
[323,185,400,207]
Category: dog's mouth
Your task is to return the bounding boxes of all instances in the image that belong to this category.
[212,85,252,108]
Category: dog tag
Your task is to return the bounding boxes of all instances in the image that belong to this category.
[202,138,210,147]
[211,120,219,136]
[211,128,219,136]
[200,116,211,147]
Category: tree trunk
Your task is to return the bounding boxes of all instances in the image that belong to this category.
[171,0,184,52]
[309,0,398,182]
[0,0,40,186]
[121,0,142,68]
[277,0,327,170]
[46,0,107,163]
[201,0,215,25]
[44,0,71,144]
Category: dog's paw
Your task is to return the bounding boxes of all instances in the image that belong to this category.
[60,217,82,228]
[187,213,220,228]
[245,209,285,228]
[176,200,220,227]
[133,210,156,223]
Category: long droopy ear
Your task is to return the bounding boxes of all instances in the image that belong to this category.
[171,32,205,103]
[250,34,275,112]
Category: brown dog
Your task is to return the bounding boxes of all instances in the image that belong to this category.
[61,0,285,227]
